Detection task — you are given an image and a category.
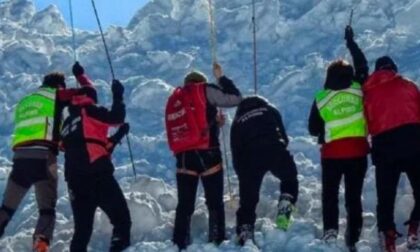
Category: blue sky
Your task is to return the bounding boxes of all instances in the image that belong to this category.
[33,0,150,30]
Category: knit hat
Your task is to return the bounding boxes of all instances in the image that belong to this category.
[375,56,398,72]
[184,71,208,84]
[43,72,66,88]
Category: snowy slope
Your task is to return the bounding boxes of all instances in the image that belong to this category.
[0,0,420,251]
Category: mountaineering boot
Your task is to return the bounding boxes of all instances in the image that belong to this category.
[407,221,420,250]
[276,194,295,231]
[208,210,225,245]
[236,224,255,246]
[378,229,400,252]
[33,235,49,252]
[345,225,361,252]
[347,245,358,252]
[0,205,15,238]
[109,236,130,252]
[322,229,338,245]
[0,217,9,238]
[173,216,191,251]
[173,213,191,251]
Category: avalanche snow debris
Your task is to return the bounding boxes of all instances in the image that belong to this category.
[0,0,419,251]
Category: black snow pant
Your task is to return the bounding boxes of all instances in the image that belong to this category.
[0,149,57,242]
[173,149,225,249]
[234,146,299,233]
[68,173,131,252]
[373,153,420,232]
[322,157,368,245]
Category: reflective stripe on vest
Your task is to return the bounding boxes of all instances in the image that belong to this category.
[12,87,57,147]
[315,82,367,143]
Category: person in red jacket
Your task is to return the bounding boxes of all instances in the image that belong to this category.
[346,26,420,251]
[165,63,242,250]
[60,81,131,252]
[0,62,92,252]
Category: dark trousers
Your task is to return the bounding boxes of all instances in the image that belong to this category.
[322,157,367,244]
[68,174,131,252]
[173,170,225,247]
[0,150,57,242]
[234,147,298,232]
[374,154,420,232]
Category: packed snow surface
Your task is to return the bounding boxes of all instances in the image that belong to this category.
[1,0,420,251]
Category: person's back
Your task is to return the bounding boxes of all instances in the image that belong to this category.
[346,26,420,251]
[231,96,288,153]
[231,96,298,245]
[166,63,242,250]
[308,58,369,250]
[363,66,420,157]
[0,62,94,251]
[61,81,131,252]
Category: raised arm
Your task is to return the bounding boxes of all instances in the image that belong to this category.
[206,63,242,107]
[85,80,126,125]
[57,62,94,101]
[107,123,130,153]
[345,26,369,84]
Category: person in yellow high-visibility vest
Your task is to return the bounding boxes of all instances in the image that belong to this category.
[0,62,93,252]
[308,59,369,252]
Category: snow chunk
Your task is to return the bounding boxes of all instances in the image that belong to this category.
[29,5,67,35]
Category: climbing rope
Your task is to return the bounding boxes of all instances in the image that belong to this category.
[252,0,258,95]
[207,0,218,64]
[126,132,137,179]
[91,0,116,80]
[68,0,77,61]
[207,0,234,201]
[90,0,137,180]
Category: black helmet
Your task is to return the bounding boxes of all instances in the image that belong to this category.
[42,72,66,89]
[324,60,354,90]
[375,56,398,72]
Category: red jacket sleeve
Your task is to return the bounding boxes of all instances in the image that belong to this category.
[76,74,94,88]
[57,74,95,102]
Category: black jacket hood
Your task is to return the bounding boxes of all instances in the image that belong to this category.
[236,95,269,115]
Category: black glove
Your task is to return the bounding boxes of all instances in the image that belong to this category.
[345,25,354,41]
[119,123,130,136]
[109,123,130,146]
[112,79,124,101]
[72,61,84,76]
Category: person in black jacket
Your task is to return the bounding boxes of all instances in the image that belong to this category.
[61,81,131,252]
[230,96,298,246]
